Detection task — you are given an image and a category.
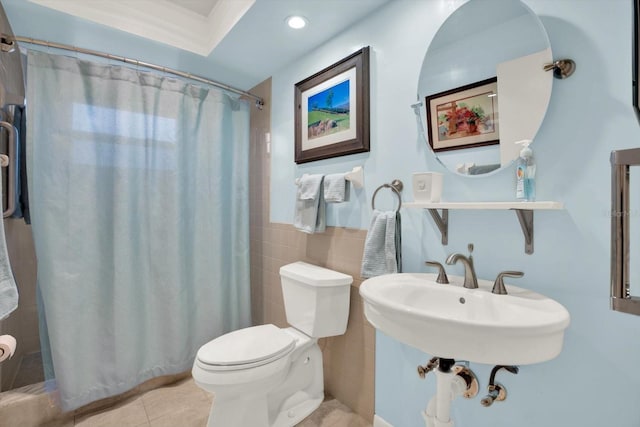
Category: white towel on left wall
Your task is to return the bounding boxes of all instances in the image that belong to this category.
[0,172,18,320]
[294,174,326,234]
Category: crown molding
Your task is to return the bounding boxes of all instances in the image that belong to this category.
[204,0,254,52]
[27,0,255,56]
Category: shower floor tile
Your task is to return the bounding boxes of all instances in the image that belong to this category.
[68,377,370,427]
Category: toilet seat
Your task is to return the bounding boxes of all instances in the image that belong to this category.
[196,324,296,372]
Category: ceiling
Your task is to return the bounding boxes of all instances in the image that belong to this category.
[27,0,392,89]
[171,0,220,17]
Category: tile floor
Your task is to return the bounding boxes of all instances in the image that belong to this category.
[42,377,371,427]
[296,398,372,427]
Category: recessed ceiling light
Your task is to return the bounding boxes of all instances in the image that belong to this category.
[286,15,307,29]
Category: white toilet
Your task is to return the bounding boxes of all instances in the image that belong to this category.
[192,261,353,427]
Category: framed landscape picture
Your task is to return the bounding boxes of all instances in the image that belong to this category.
[425,77,499,152]
[294,47,370,163]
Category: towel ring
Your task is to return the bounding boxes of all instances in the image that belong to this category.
[371,180,403,212]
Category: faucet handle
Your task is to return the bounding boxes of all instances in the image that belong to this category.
[492,271,524,295]
[417,357,439,379]
[425,261,449,284]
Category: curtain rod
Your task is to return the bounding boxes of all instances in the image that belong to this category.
[12,36,264,109]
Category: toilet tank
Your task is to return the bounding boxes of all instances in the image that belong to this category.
[279,262,352,338]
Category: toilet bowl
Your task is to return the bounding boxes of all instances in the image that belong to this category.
[192,261,352,427]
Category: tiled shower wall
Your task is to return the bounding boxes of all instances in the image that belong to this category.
[0,219,39,391]
[248,78,375,421]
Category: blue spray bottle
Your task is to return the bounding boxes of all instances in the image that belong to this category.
[515,139,535,201]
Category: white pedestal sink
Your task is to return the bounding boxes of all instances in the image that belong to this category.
[360,273,570,365]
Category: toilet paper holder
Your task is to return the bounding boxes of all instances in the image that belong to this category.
[0,334,16,363]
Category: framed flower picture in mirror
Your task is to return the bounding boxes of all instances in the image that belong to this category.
[425,77,500,152]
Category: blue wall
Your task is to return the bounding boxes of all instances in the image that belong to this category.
[6,0,640,425]
[270,0,640,426]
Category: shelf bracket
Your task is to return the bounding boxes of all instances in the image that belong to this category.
[427,209,449,245]
[514,209,534,254]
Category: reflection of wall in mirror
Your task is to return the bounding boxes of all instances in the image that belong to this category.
[421,13,548,103]
[497,48,553,166]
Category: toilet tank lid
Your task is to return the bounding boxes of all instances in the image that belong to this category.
[279,262,353,287]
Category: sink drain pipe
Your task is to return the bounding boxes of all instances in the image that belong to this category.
[422,359,469,427]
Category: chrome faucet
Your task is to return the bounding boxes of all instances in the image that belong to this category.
[445,253,478,289]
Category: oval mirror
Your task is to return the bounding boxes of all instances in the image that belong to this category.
[417,0,553,176]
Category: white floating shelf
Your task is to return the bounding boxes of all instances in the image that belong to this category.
[404,200,564,254]
[404,201,563,210]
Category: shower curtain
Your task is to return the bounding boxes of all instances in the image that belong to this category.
[25,51,251,410]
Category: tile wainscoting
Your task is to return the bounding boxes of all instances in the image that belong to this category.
[249,78,375,421]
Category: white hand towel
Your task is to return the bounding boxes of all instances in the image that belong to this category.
[0,171,18,320]
[294,174,326,234]
[361,210,402,278]
[324,173,349,203]
[297,174,323,200]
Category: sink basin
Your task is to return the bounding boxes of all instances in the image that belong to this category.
[360,273,570,365]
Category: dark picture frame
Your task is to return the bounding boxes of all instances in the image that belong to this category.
[425,77,500,152]
[294,47,370,164]
[634,0,640,123]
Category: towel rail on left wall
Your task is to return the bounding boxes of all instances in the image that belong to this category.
[0,121,16,218]
[294,166,365,189]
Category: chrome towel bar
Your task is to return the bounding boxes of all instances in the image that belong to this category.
[610,148,640,315]
[294,166,365,189]
[0,121,16,218]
